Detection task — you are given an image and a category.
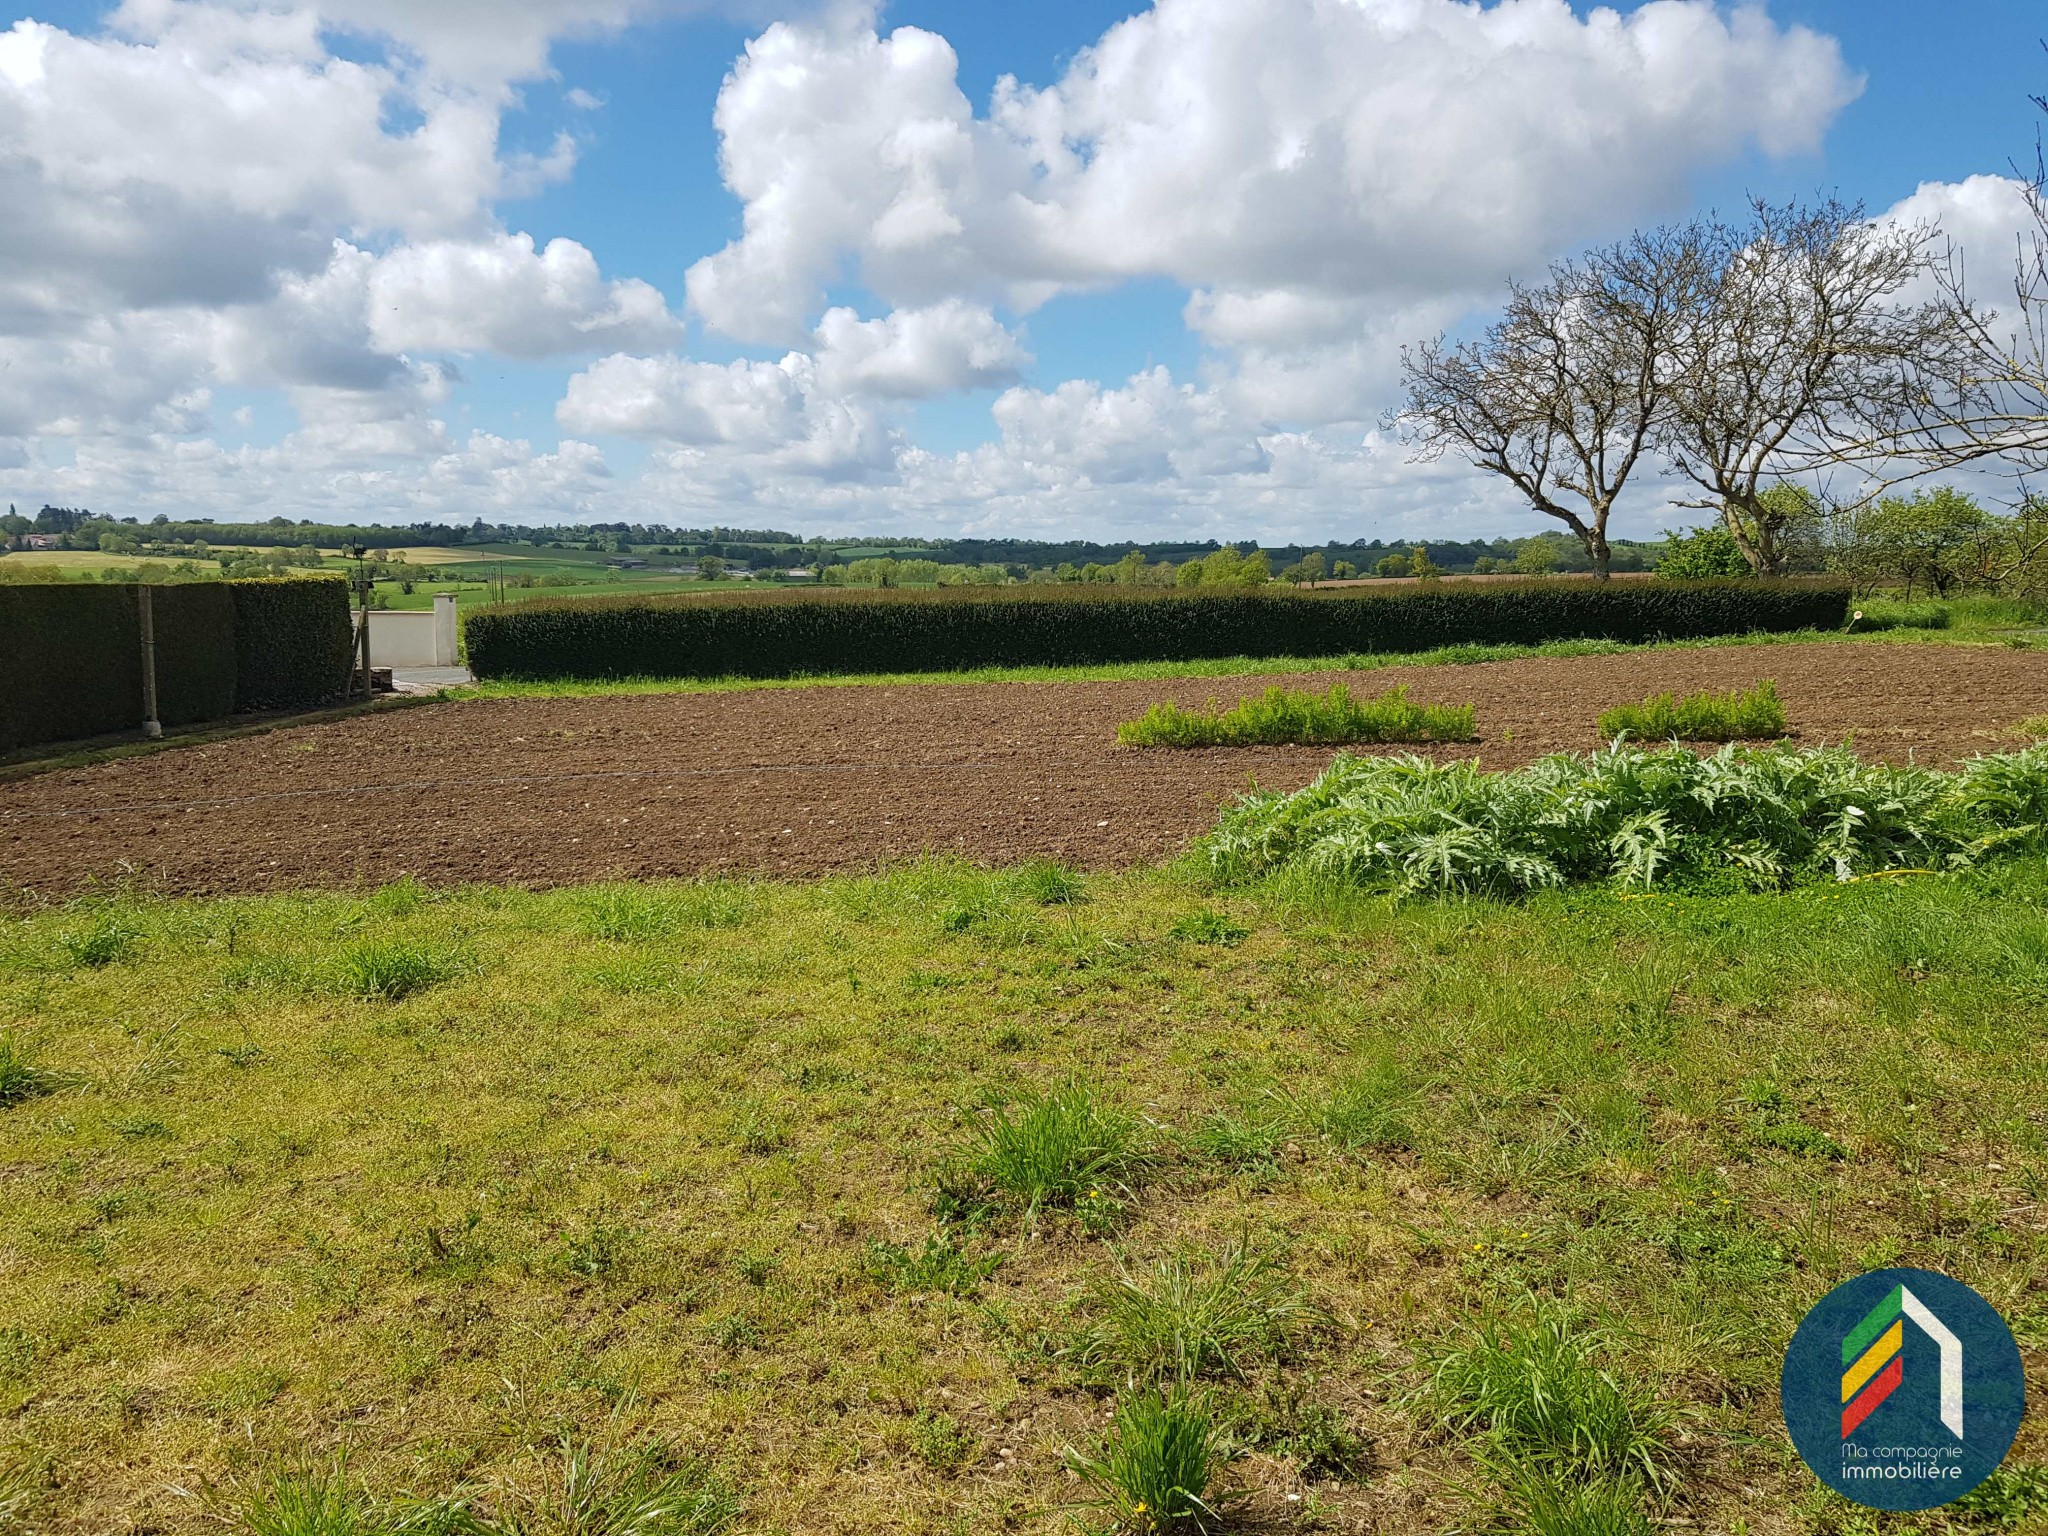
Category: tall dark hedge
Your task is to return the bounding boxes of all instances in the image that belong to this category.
[465,579,1851,682]
[0,576,351,753]
[231,578,354,711]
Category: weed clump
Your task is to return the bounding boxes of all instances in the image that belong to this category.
[1119,682,1475,748]
[1167,908,1248,945]
[863,1232,1000,1295]
[1204,741,2048,896]
[1596,679,1786,741]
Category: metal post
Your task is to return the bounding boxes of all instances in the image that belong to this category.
[137,583,162,739]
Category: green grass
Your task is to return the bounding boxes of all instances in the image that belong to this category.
[1595,679,1786,742]
[1117,682,1475,748]
[6,860,2048,1530]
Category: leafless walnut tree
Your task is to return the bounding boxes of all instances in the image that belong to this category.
[1656,199,1963,575]
[1886,85,2048,577]
[1392,226,1712,580]
[1396,200,1962,579]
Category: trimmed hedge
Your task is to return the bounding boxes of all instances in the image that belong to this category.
[0,577,351,753]
[231,578,355,711]
[465,579,1851,682]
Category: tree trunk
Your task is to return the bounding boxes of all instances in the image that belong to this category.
[1588,529,1612,582]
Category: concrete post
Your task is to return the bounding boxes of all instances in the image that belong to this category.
[137,583,162,739]
[433,592,458,666]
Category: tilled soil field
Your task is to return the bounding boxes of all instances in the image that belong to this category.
[5,643,2044,898]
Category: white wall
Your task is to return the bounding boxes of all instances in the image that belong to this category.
[354,593,459,668]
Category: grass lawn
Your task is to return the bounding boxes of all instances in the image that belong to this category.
[3,859,2046,1533]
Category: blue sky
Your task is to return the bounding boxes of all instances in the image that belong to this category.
[1,0,2042,538]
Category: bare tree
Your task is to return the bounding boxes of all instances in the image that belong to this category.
[1393,226,1712,580]
[1654,198,1961,575]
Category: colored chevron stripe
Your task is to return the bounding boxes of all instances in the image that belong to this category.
[1844,1354,1904,1436]
[1843,1320,1903,1402]
[1842,1286,1905,1366]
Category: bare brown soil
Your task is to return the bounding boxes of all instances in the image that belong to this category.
[4,643,2044,898]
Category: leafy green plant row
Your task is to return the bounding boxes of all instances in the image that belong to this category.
[1202,742,2048,896]
[464,579,1849,681]
[0,577,350,752]
[1596,679,1787,742]
[1118,682,1476,747]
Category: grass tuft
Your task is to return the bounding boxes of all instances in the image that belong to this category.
[959,1080,1148,1219]
[1425,1312,1681,1497]
[460,1435,739,1535]
[1118,682,1476,748]
[0,1035,69,1109]
[2013,714,2048,743]
[1065,1388,1230,1535]
[330,940,457,1002]
[1072,1237,1325,1383]
[58,915,138,969]
[1474,1472,1657,1536]
[1011,860,1087,906]
[577,882,747,942]
[240,1462,459,1535]
[1595,679,1786,742]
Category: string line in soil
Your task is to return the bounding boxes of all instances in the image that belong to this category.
[0,759,1005,821]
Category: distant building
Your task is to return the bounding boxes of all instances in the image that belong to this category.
[20,533,59,550]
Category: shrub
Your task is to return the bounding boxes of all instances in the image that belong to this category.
[1201,742,2048,897]
[1117,683,1476,748]
[1595,680,1786,741]
[1652,525,1750,581]
[959,1080,1148,1218]
[1424,1312,1680,1495]
[230,578,353,712]
[1065,1388,1230,1535]
[1072,1238,1324,1383]
[463,580,1848,682]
